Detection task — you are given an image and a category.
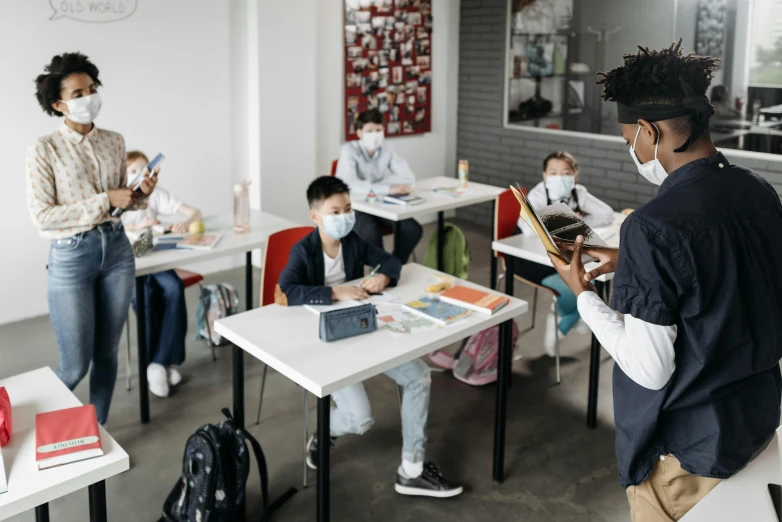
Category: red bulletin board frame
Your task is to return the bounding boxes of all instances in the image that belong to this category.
[344,0,433,141]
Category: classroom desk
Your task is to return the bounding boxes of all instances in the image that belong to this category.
[0,368,129,522]
[133,210,299,425]
[214,263,529,522]
[491,213,625,430]
[682,426,782,522]
[350,176,504,272]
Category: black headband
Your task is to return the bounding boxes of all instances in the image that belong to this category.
[615,76,715,152]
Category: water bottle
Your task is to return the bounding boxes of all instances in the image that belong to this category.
[234,180,251,233]
[458,159,469,189]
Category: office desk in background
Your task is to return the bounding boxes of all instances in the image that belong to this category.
[682,426,782,522]
[215,263,529,522]
[0,368,129,522]
[491,213,625,430]
[133,210,299,425]
[351,176,504,272]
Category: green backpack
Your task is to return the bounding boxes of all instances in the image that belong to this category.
[424,223,471,279]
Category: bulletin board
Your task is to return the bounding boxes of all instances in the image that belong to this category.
[344,0,433,141]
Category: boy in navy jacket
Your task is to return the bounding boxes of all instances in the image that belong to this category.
[277,176,462,498]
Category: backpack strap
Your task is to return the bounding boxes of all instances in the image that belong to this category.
[242,429,270,522]
[223,409,269,522]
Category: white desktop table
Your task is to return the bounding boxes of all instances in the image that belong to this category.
[0,368,129,522]
[491,213,625,430]
[351,176,504,271]
[682,426,782,522]
[215,263,529,522]
[132,210,299,425]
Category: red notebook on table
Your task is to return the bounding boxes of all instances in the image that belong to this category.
[35,405,103,470]
[439,285,510,315]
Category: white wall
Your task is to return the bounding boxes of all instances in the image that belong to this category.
[0,0,250,325]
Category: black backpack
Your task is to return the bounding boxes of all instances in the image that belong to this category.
[160,409,269,522]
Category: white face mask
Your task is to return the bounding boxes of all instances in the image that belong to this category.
[629,124,668,186]
[320,212,356,240]
[544,175,576,201]
[63,93,102,125]
[360,130,384,153]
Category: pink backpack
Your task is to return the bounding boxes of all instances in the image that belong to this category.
[429,322,520,386]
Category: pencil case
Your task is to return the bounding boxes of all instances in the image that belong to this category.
[319,304,377,343]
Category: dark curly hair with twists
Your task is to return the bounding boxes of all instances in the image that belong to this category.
[35,52,102,117]
[596,40,720,137]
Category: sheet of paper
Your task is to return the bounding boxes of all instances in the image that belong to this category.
[0,444,7,494]
[304,292,399,315]
[377,310,440,336]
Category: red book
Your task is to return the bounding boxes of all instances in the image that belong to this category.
[439,285,510,315]
[35,405,103,470]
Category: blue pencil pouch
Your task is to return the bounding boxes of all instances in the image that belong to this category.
[319,304,377,343]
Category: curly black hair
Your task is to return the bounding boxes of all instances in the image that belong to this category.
[35,52,102,117]
[307,176,350,209]
[596,40,720,136]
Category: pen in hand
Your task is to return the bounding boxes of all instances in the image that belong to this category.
[358,264,383,294]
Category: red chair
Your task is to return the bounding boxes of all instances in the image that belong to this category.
[253,226,314,487]
[494,189,563,383]
[125,268,214,391]
[330,159,338,176]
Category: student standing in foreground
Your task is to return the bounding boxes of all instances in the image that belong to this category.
[122,150,203,398]
[26,53,157,424]
[335,108,423,263]
[549,41,782,521]
[277,176,462,498]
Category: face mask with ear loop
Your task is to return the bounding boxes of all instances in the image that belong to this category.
[628,123,668,186]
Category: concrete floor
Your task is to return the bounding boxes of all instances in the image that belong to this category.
[0,219,628,521]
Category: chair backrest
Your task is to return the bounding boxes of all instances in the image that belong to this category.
[495,188,523,242]
[260,226,315,307]
[330,160,338,177]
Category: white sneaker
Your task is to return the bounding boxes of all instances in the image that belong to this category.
[168,366,183,387]
[147,363,169,398]
[543,307,564,358]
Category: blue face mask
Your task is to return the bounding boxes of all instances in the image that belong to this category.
[320,212,356,240]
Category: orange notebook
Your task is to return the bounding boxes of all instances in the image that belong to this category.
[439,285,509,315]
[35,405,103,470]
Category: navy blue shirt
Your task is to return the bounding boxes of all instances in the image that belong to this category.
[610,152,782,487]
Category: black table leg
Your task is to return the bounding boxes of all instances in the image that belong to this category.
[493,255,515,482]
[317,396,331,522]
[35,504,50,522]
[233,252,253,431]
[490,200,497,290]
[245,251,253,311]
[393,221,402,262]
[135,276,150,424]
[88,481,107,522]
[437,211,445,272]
[586,280,607,429]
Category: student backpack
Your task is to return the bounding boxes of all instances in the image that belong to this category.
[429,322,520,386]
[159,409,269,522]
[424,223,471,279]
[196,283,240,346]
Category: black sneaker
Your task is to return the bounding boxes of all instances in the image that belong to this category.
[306,434,336,470]
[394,462,463,498]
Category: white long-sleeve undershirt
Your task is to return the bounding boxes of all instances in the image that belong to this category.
[577,291,677,390]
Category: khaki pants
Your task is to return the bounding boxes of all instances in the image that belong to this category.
[626,454,721,522]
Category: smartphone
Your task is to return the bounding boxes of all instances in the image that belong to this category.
[769,483,782,521]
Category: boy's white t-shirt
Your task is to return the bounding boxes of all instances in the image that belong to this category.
[323,245,347,286]
[121,187,183,226]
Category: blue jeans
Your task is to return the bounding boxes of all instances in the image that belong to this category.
[541,274,581,335]
[132,270,187,367]
[47,222,135,424]
[331,358,431,464]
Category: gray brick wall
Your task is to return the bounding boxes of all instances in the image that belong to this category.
[456,0,782,228]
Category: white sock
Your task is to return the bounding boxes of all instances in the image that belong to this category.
[401,459,423,479]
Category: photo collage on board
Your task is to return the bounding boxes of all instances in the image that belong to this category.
[344,0,433,140]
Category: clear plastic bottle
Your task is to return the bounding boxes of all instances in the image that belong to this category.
[458,159,469,189]
[234,179,251,233]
